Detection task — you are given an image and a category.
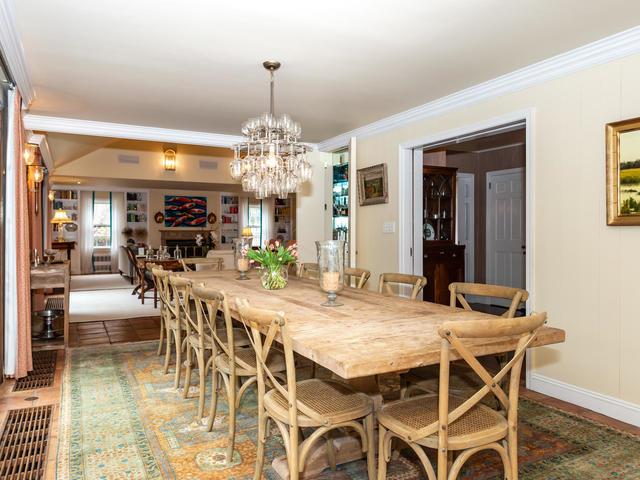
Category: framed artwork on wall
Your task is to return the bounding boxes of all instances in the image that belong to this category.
[163,195,207,227]
[606,117,640,225]
[357,163,388,206]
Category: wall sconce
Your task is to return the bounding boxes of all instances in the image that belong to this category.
[32,165,45,184]
[164,148,177,171]
[23,143,37,166]
[48,190,56,202]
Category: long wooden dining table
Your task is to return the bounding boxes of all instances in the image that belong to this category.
[178,269,565,477]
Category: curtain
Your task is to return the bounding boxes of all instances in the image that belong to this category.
[110,192,125,272]
[239,196,249,233]
[4,89,32,378]
[261,197,274,245]
[79,191,94,274]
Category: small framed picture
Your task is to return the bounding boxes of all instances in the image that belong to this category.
[606,117,640,225]
[357,163,388,206]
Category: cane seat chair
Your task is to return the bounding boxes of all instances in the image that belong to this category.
[186,287,283,462]
[172,284,247,423]
[149,265,165,355]
[378,273,427,300]
[236,298,376,480]
[153,268,185,384]
[166,275,195,390]
[378,313,547,480]
[181,257,224,272]
[344,267,371,289]
[404,283,530,400]
[297,262,320,280]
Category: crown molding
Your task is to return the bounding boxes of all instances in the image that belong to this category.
[26,132,53,172]
[23,114,245,148]
[318,25,640,152]
[0,1,35,107]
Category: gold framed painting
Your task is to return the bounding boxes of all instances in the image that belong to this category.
[357,163,388,206]
[606,117,640,225]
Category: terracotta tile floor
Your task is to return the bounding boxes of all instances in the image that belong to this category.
[68,316,162,347]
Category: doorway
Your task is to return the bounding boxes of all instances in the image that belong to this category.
[399,112,532,310]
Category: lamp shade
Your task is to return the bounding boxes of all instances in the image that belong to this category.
[241,227,253,237]
[51,209,72,224]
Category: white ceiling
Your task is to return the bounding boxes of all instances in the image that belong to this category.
[14,1,640,142]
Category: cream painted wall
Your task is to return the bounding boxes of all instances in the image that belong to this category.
[55,146,234,184]
[295,151,330,262]
[347,53,640,407]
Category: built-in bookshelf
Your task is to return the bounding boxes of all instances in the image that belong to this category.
[52,190,79,241]
[126,192,147,226]
[220,193,239,246]
[274,198,293,242]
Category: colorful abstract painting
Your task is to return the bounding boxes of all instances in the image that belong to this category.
[164,195,207,227]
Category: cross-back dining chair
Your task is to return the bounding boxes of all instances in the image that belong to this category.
[378,272,427,300]
[236,298,376,480]
[403,283,531,400]
[167,275,193,390]
[449,282,529,318]
[180,257,224,272]
[149,266,166,355]
[297,262,320,280]
[189,286,283,462]
[152,268,184,382]
[344,267,371,289]
[378,312,547,480]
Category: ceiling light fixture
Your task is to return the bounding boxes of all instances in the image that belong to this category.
[229,61,312,199]
[163,148,177,171]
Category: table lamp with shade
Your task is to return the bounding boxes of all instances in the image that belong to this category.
[51,209,73,242]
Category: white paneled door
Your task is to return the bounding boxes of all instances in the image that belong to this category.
[486,168,525,295]
[456,173,475,283]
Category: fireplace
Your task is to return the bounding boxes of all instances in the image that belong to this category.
[160,230,206,257]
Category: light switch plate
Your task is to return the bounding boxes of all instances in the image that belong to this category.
[383,221,396,233]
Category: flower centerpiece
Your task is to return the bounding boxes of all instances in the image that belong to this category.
[247,241,298,290]
[195,230,218,254]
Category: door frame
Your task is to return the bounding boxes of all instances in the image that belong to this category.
[398,108,535,386]
[486,167,525,299]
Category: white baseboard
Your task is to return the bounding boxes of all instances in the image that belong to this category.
[529,373,640,427]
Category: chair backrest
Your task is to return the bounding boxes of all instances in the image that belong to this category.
[193,257,224,271]
[168,275,193,333]
[416,313,547,453]
[125,246,144,277]
[180,259,194,272]
[191,285,253,373]
[151,267,173,318]
[378,273,427,300]
[344,267,371,289]
[236,298,330,429]
[449,282,529,318]
[298,262,320,280]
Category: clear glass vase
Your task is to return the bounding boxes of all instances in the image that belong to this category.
[316,240,345,306]
[260,266,289,290]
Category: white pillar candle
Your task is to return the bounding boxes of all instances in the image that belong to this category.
[322,271,340,292]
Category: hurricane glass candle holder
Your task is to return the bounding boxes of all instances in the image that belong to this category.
[234,237,252,280]
[316,240,345,307]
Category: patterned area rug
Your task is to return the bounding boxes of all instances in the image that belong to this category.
[57,342,640,479]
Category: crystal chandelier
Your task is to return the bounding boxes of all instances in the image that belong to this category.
[229,61,312,199]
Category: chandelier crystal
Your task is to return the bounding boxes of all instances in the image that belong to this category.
[230,61,312,199]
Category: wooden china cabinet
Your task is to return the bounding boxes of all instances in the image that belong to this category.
[423,165,465,305]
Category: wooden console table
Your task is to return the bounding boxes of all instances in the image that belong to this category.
[30,262,70,350]
[51,240,76,261]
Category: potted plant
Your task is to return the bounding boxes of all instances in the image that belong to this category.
[195,229,218,254]
[247,241,298,290]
